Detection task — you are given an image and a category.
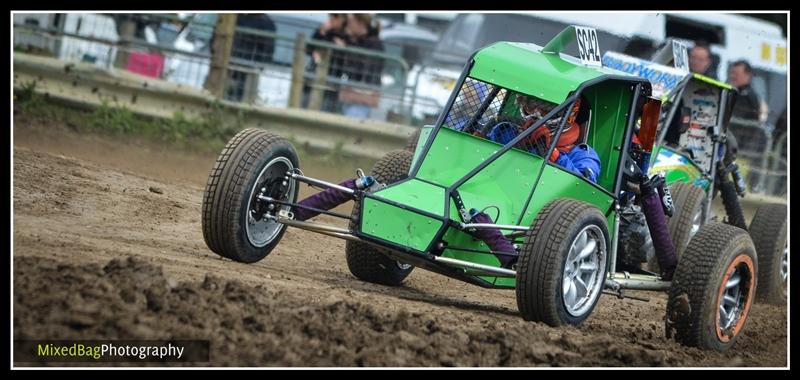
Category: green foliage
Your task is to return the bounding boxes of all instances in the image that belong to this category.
[14,88,244,152]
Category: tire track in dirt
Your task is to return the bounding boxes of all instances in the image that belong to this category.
[12,127,787,367]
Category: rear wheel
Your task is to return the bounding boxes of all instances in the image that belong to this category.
[749,203,787,304]
[202,129,299,263]
[405,129,421,152]
[516,199,609,326]
[345,150,414,286]
[666,222,757,351]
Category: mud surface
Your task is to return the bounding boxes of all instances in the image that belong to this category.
[12,120,787,367]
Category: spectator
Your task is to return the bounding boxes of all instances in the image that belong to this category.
[728,60,762,122]
[689,41,717,80]
[304,14,348,112]
[337,14,385,118]
[309,13,347,66]
[728,60,767,191]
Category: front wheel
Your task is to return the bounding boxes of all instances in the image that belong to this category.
[516,199,609,326]
[666,222,757,351]
[202,129,299,263]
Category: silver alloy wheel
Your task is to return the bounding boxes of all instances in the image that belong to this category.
[562,225,607,317]
[245,157,295,247]
[719,266,746,331]
[689,206,703,240]
[781,244,788,284]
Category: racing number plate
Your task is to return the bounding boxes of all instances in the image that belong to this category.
[576,27,602,67]
[672,40,690,73]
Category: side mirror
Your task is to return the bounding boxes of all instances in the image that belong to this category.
[638,97,662,153]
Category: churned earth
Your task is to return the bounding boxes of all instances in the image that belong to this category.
[12,119,787,367]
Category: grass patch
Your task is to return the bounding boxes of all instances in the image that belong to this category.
[14,80,243,153]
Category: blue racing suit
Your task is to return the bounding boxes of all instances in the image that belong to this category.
[486,122,601,183]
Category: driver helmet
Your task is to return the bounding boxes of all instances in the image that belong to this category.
[517,94,587,150]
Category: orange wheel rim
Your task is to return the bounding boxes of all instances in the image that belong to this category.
[716,254,755,343]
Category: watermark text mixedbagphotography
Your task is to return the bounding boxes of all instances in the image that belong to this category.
[14,340,210,363]
[37,342,185,360]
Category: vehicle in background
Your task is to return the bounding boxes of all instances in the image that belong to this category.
[378,13,455,36]
[14,13,120,67]
[415,12,786,128]
[665,13,786,125]
[411,13,666,124]
[374,21,439,123]
[165,13,325,106]
[167,13,422,117]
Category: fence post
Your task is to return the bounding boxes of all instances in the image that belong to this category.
[204,14,237,98]
[307,48,331,111]
[113,17,137,69]
[288,33,306,108]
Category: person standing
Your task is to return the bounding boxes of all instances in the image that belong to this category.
[728,59,766,191]
[728,60,762,122]
[337,14,384,119]
[305,13,348,112]
[688,41,717,80]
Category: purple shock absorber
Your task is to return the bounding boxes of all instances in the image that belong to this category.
[640,190,677,280]
[468,212,518,268]
[292,179,357,221]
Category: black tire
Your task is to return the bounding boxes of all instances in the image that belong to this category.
[202,128,300,263]
[749,203,787,304]
[719,180,748,230]
[648,182,707,272]
[345,149,414,286]
[666,222,757,351]
[405,128,421,152]
[516,199,609,326]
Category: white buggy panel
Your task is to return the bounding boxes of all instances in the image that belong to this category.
[679,80,721,174]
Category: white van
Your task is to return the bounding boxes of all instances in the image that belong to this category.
[14,13,120,67]
[416,12,786,124]
[665,13,787,124]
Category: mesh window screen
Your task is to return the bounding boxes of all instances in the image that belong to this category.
[442,77,569,157]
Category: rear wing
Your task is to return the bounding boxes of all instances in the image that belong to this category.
[601,51,690,99]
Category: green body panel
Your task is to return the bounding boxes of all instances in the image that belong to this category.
[415,127,541,189]
[361,180,445,252]
[446,150,545,226]
[410,126,433,170]
[441,163,615,288]
[580,82,634,192]
[470,42,620,104]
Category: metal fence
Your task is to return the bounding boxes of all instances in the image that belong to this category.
[12,13,442,126]
[728,117,787,197]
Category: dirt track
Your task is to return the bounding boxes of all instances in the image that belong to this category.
[12,120,788,367]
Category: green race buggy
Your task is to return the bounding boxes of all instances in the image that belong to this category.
[202,27,759,351]
[603,44,787,304]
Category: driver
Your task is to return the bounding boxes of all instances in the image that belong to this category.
[486,94,602,183]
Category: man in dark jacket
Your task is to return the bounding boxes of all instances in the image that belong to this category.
[337,14,385,118]
[728,60,762,121]
[689,41,717,80]
[305,14,348,112]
